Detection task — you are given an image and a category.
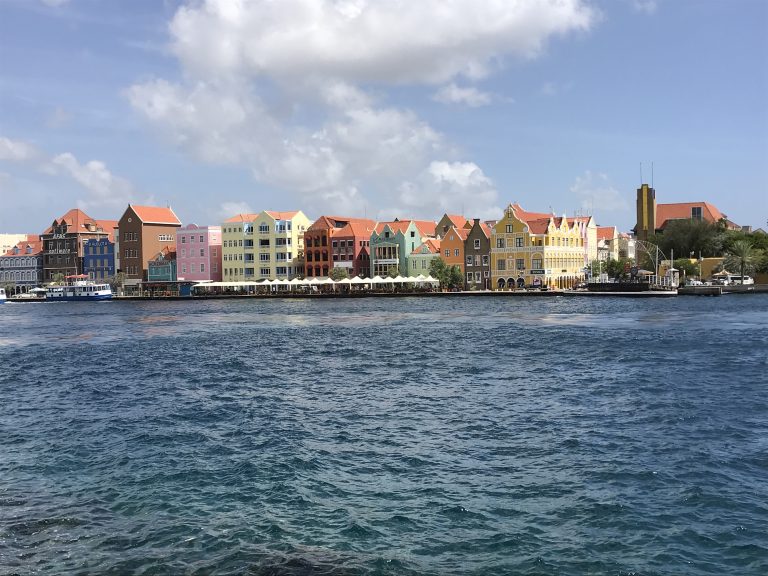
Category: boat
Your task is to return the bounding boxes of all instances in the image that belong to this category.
[0,287,6,304]
[45,275,113,301]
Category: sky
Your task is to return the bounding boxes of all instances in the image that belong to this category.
[1,0,766,234]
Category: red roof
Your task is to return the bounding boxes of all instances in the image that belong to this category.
[130,205,181,225]
[597,226,617,241]
[224,213,259,223]
[412,238,441,255]
[42,208,116,236]
[511,203,552,222]
[443,214,469,229]
[656,202,726,228]
[265,210,299,220]
[335,220,375,238]
[3,235,43,257]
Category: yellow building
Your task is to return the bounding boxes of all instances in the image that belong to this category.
[222,210,310,281]
[490,204,596,290]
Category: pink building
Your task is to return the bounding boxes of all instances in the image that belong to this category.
[176,224,222,282]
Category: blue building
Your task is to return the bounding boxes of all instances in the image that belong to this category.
[147,247,177,282]
[83,238,115,280]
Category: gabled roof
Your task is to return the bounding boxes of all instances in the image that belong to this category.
[411,238,441,255]
[511,203,553,222]
[656,202,726,228]
[443,214,469,228]
[3,235,43,257]
[130,205,181,225]
[150,245,176,261]
[443,225,469,242]
[413,220,437,237]
[374,220,412,235]
[336,220,375,238]
[597,226,618,241]
[265,210,299,220]
[224,213,260,223]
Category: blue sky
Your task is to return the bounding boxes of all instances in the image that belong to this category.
[1,0,766,234]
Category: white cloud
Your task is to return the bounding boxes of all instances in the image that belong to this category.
[0,137,41,162]
[631,0,658,15]
[51,153,135,210]
[569,171,629,215]
[217,201,254,222]
[129,0,596,218]
[433,83,493,107]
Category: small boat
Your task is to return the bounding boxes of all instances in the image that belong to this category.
[45,275,112,301]
[0,287,6,304]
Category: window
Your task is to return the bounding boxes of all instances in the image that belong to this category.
[466,255,473,266]
[347,240,354,247]
[158,234,174,242]
[444,249,450,257]
[506,224,513,233]
[332,240,338,248]
[515,237,524,248]
[454,249,459,257]
[497,259,506,271]
[516,258,525,270]
[532,258,542,269]
[475,272,481,282]
[496,238,505,249]
[482,255,489,266]
[259,253,270,262]
[410,231,415,237]
[260,267,270,276]
[474,239,481,249]
[181,248,186,257]
[200,235,204,243]
[181,236,186,244]
[200,249,205,257]
[691,206,702,220]
[200,263,205,272]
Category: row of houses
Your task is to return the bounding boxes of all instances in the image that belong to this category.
[1,201,639,293]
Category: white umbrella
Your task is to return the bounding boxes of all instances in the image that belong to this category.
[337,277,352,285]
[350,276,367,285]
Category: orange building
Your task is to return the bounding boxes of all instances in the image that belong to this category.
[440,225,469,276]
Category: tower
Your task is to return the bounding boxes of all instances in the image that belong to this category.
[635,184,656,242]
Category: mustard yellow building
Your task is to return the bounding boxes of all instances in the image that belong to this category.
[490,203,597,290]
[222,210,311,281]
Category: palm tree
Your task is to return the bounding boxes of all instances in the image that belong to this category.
[728,239,754,284]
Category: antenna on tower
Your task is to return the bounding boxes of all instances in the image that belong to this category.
[640,162,643,185]
[651,162,654,189]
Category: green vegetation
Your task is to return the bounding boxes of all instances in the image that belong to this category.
[429,257,463,290]
[386,266,399,278]
[725,239,755,282]
[329,267,349,281]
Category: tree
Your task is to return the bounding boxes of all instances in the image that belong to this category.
[109,272,125,293]
[647,219,723,260]
[429,257,449,289]
[51,272,65,285]
[329,267,349,281]
[387,266,399,278]
[727,239,755,283]
[673,258,699,279]
[448,265,463,289]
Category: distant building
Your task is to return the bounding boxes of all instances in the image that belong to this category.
[370,219,436,277]
[435,214,469,238]
[40,208,117,281]
[634,183,738,241]
[440,225,469,277]
[464,219,491,290]
[117,204,181,286]
[221,210,310,281]
[0,235,43,290]
[0,233,29,256]
[409,239,441,276]
[596,226,619,261]
[491,203,596,290]
[83,238,115,280]
[176,224,222,282]
[304,216,375,278]
[147,246,177,282]
[618,233,636,260]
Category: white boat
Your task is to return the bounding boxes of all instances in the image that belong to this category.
[0,287,6,304]
[45,275,112,301]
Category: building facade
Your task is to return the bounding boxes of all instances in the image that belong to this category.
[370,220,435,277]
[0,235,43,290]
[596,226,619,261]
[491,204,595,290]
[222,210,310,281]
[83,238,115,280]
[409,239,441,276]
[304,216,375,278]
[464,219,491,290]
[440,226,468,277]
[40,209,116,281]
[117,205,181,286]
[0,234,29,256]
[147,247,177,282]
[176,224,222,282]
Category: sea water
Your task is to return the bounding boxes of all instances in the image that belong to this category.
[1,295,767,575]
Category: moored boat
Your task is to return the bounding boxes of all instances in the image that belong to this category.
[45,275,112,301]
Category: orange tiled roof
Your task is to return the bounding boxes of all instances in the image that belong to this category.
[656,202,726,228]
[336,220,375,238]
[224,213,259,223]
[511,203,552,222]
[265,210,299,220]
[3,235,43,257]
[411,238,441,255]
[374,220,412,235]
[444,214,469,228]
[131,205,181,225]
[597,226,617,241]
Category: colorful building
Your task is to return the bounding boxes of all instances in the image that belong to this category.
[117,204,181,287]
[83,238,115,280]
[596,226,619,261]
[40,208,117,281]
[409,239,441,276]
[491,203,596,290]
[440,225,469,277]
[370,219,436,277]
[222,210,310,281]
[464,219,491,290]
[435,214,469,238]
[176,224,222,282]
[147,246,177,282]
[0,235,43,290]
[304,216,375,278]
